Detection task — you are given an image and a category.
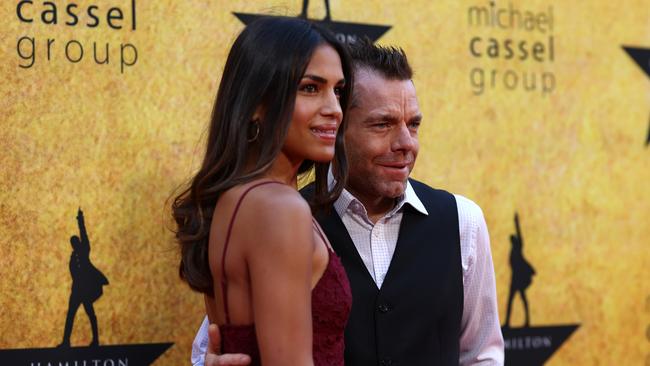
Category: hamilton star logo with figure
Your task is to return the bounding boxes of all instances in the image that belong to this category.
[0,209,172,365]
[233,0,392,44]
[501,212,580,365]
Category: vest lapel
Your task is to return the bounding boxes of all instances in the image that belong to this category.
[381,207,422,290]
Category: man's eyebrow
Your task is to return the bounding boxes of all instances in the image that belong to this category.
[363,113,399,124]
[361,113,423,125]
[410,114,423,123]
[302,74,346,84]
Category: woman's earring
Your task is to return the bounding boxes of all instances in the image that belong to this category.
[247,119,260,142]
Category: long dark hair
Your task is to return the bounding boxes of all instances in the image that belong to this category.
[172,17,353,294]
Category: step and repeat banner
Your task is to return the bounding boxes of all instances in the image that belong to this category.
[1,1,648,365]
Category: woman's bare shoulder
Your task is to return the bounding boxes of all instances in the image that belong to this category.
[241,182,309,214]
[226,181,312,241]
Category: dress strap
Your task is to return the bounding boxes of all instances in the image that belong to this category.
[221,180,284,325]
[311,218,329,248]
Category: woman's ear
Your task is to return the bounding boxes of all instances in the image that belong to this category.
[252,105,265,123]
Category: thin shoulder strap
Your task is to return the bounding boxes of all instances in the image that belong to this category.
[312,218,329,248]
[221,180,284,325]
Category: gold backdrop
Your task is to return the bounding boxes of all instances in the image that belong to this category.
[1,1,648,365]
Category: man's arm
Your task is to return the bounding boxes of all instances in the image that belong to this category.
[191,317,209,366]
[191,316,251,366]
[456,195,504,365]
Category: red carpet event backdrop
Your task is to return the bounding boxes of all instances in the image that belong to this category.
[1,1,648,365]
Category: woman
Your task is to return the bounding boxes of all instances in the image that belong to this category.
[172,17,353,366]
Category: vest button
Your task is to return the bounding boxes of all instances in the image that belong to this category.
[378,304,390,313]
[380,358,393,366]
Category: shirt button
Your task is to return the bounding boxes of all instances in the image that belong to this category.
[378,304,390,313]
[380,358,393,366]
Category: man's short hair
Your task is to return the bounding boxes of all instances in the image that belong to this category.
[347,38,413,80]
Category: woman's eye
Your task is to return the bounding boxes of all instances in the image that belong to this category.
[300,84,318,93]
[334,87,343,97]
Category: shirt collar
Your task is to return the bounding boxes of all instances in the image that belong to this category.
[402,180,428,215]
[333,180,429,219]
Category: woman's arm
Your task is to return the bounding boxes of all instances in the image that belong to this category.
[246,191,315,366]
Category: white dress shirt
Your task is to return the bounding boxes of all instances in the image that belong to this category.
[334,182,504,365]
[191,181,504,365]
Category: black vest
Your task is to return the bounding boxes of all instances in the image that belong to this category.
[313,179,463,366]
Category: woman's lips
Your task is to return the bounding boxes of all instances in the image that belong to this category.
[310,126,337,142]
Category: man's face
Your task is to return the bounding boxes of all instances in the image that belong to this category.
[344,69,422,203]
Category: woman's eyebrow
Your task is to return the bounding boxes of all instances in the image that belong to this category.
[302,74,327,83]
[302,75,346,85]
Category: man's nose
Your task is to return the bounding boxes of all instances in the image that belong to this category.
[392,122,417,152]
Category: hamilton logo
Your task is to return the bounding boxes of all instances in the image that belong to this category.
[233,0,392,43]
[0,209,172,365]
[501,213,580,365]
[622,46,650,146]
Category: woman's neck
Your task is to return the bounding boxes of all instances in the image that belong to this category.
[265,152,302,188]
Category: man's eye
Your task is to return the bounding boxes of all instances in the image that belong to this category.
[409,121,421,129]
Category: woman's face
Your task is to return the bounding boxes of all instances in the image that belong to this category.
[281,44,345,165]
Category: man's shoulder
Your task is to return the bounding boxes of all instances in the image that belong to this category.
[408,178,455,205]
[409,179,484,218]
[452,194,484,219]
[299,182,315,200]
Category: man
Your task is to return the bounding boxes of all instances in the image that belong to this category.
[193,40,504,366]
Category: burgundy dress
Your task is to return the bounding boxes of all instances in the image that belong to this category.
[218,181,352,366]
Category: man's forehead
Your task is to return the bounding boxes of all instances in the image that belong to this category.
[353,70,419,109]
[354,67,395,89]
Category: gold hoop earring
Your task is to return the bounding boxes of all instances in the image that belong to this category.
[247,120,260,142]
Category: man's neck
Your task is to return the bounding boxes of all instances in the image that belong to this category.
[346,189,397,224]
